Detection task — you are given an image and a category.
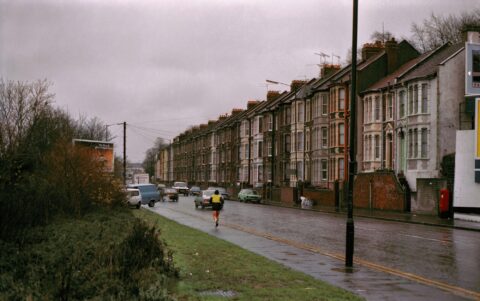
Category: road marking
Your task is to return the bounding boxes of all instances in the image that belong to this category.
[153,206,480,300]
[400,234,452,244]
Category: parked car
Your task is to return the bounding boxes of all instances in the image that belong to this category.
[173,181,189,196]
[164,188,179,202]
[194,190,215,209]
[238,188,261,203]
[127,183,161,207]
[207,186,229,200]
[126,188,142,209]
[189,186,201,196]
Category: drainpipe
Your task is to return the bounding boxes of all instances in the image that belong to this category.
[248,118,252,186]
[271,111,276,199]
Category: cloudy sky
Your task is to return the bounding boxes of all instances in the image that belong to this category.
[1,0,477,162]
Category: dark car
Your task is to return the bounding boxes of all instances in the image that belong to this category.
[164,188,179,202]
[189,186,201,196]
[207,186,229,200]
[194,190,215,209]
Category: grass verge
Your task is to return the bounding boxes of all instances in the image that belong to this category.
[135,209,364,301]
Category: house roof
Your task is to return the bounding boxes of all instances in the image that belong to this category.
[362,52,430,93]
[400,42,463,83]
[362,42,464,93]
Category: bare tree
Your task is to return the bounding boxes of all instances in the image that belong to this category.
[370,30,395,44]
[142,137,169,179]
[410,10,480,52]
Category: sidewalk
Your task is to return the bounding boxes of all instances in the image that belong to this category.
[263,200,480,232]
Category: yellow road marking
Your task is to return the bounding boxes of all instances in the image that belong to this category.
[158,206,480,300]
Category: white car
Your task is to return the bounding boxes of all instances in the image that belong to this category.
[126,188,142,209]
[173,181,189,196]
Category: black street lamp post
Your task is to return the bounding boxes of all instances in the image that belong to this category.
[345,0,358,268]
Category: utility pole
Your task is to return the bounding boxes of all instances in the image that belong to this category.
[346,0,358,268]
[123,121,127,187]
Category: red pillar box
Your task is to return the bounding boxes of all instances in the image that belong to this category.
[439,188,450,218]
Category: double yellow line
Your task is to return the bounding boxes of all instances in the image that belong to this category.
[161,207,480,300]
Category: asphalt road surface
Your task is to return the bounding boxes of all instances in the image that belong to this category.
[147,196,480,301]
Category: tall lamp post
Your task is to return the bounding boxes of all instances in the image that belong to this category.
[345,0,358,268]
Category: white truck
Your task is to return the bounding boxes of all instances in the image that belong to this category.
[173,181,189,196]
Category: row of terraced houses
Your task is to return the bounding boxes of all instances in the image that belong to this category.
[155,32,479,216]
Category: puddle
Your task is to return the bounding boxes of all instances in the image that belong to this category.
[331,267,359,273]
[199,290,238,298]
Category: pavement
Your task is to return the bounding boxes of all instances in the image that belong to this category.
[263,200,480,232]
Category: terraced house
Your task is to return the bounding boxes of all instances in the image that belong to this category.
[156,34,476,216]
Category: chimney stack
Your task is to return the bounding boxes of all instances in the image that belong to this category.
[290,80,307,92]
[385,38,398,74]
[247,100,260,110]
[361,40,384,61]
[231,108,243,115]
[266,90,281,102]
[321,64,341,78]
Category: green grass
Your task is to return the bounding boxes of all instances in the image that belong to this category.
[0,206,175,300]
[135,209,364,301]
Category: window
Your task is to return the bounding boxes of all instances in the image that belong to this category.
[399,90,406,118]
[322,94,328,115]
[338,88,345,110]
[285,107,291,124]
[374,96,380,121]
[338,158,344,180]
[245,144,249,159]
[413,129,418,158]
[296,132,304,151]
[387,94,393,119]
[321,160,328,180]
[258,141,263,157]
[267,114,273,130]
[283,162,289,180]
[267,139,272,156]
[414,84,418,113]
[339,123,345,145]
[321,127,328,148]
[305,130,310,151]
[374,135,380,159]
[408,129,413,158]
[284,134,291,153]
[364,97,368,124]
[421,128,428,158]
[296,161,304,181]
[258,116,263,133]
[306,100,311,121]
[368,97,373,122]
[421,84,428,113]
[297,102,304,123]
[312,94,318,118]
[258,165,263,182]
[408,86,414,114]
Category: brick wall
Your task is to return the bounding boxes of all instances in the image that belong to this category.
[303,189,335,206]
[353,172,406,211]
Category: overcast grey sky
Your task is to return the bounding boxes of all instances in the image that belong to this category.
[1,0,477,162]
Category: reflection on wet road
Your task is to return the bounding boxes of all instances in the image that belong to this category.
[150,196,480,299]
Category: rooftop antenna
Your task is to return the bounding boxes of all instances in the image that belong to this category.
[382,22,385,44]
[332,53,341,65]
[314,52,330,65]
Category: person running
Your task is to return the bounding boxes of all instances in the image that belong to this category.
[210,190,224,227]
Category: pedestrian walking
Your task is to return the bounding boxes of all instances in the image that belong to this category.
[210,190,224,227]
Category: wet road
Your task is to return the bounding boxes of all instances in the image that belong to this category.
[148,196,480,300]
